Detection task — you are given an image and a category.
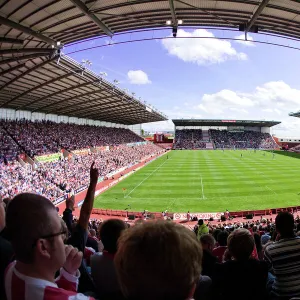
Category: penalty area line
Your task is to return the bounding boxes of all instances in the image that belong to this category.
[124,158,170,199]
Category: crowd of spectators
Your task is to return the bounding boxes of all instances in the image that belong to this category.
[1,119,144,157]
[173,129,277,150]
[2,176,300,300]
[0,126,20,160]
[174,129,206,149]
[42,143,163,192]
[0,119,163,202]
[0,143,163,202]
[210,129,277,149]
[0,160,63,202]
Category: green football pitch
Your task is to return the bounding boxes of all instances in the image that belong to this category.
[94,150,300,213]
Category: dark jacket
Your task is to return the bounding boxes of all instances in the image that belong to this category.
[212,259,268,300]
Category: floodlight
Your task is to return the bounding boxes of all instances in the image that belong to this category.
[56,41,61,46]
[166,20,172,25]
[178,20,183,25]
[100,72,108,77]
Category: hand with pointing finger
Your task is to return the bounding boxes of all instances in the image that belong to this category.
[90,161,99,185]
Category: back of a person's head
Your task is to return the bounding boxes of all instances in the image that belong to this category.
[213,229,221,241]
[198,219,204,226]
[115,220,202,300]
[275,212,295,237]
[100,219,126,254]
[6,193,56,263]
[200,234,215,250]
[227,228,254,261]
[217,231,228,246]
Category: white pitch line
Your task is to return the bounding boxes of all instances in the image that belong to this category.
[265,185,278,196]
[201,177,205,199]
[124,159,169,199]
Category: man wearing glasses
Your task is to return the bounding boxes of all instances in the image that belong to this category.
[4,163,99,300]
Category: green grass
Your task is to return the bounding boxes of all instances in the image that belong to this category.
[94,150,300,213]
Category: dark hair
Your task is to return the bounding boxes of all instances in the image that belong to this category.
[275,212,294,237]
[217,231,229,246]
[6,193,56,263]
[213,229,221,241]
[99,219,127,253]
[253,233,262,252]
[198,219,204,226]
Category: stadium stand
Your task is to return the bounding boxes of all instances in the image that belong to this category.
[172,120,279,150]
[210,130,277,149]
[3,1,300,300]
[173,129,206,149]
[1,119,145,157]
[0,122,163,201]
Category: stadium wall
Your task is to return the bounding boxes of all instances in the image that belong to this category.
[0,108,128,129]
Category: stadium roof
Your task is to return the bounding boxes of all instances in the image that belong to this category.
[1,0,300,124]
[2,0,300,46]
[172,119,281,127]
[0,54,167,125]
[289,111,300,118]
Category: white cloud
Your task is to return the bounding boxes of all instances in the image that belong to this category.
[196,81,300,116]
[161,29,247,65]
[144,81,300,137]
[127,70,151,85]
[234,34,255,47]
[229,107,249,114]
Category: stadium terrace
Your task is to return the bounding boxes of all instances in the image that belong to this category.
[3,1,300,300]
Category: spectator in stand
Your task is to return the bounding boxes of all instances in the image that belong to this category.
[197,219,209,240]
[5,193,94,300]
[212,231,228,263]
[115,221,203,300]
[86,230,99,253]
[264,212,300,299]
[254,233,264,260]
[90,219,127,299]
[62,162,99,294]
[200,234,217,278]
[212,228,268,300]
[174,129,206,149]
[0,198,14,300]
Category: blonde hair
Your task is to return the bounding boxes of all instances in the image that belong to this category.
[227,228,254,261]
[115,220,202,300]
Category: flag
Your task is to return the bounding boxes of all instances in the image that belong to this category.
[122,188,127,191]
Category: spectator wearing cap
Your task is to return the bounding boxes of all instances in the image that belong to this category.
[264,212,300,299]
[212,228,268,300]
[115,220,203,300]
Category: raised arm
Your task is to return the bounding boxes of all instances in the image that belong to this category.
[78,162,99,230]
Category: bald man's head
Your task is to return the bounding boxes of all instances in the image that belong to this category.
[6,193,57,263]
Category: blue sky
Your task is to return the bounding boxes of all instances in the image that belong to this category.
[65,28,300,137]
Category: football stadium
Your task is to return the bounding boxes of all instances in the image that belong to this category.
[3,1,300,300]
